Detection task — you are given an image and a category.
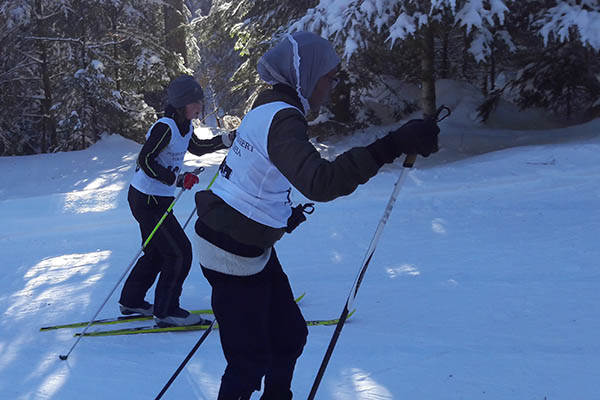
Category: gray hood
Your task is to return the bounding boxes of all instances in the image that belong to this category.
[257,31,340,115]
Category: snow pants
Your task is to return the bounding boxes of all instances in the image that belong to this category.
[119,185,192,318]
[201,249,308,400]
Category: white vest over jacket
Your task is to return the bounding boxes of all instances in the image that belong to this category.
[210,101,302,228]
[130,117,192,197]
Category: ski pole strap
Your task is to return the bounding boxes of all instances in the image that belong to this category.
[435,105,451,122]
[301,203,315,214]
[423,105,452,123]
[192,166,205,176]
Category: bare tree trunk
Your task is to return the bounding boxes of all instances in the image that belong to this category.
[40,49,57,151]
[35,0,57,153]
[566,85,572,120]
[421,24,436,118]
[462,29,469,79]
[110,11,121,92]
[109,6,125,136]
[490,40,496,91]
[440,29,449,79]
[164,0,188,65]
[78,0,88,150]
[482,71,488,96]
[212,93,221,128]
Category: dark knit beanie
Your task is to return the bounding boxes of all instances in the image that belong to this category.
[167,75,204,108]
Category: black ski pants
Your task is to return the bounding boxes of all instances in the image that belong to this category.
[119,186,192,317]
[201,249,308,400]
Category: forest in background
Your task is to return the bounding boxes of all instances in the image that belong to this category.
[1,0,599,156]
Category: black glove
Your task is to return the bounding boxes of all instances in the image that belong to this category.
[367,119,440,166]
[390,119,440,157]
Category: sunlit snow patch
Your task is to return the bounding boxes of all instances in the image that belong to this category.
[386,264,420,278]
[5,251,111,318]
[62,188,120,213]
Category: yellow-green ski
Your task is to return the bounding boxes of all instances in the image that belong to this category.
[41,292,306,332]
[75,309,355,337]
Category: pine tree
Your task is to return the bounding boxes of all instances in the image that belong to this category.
[293,0,512,122]
[0,0,192,155]
[192,0,318,120]
[478,0,600,121]
[164,0,189,65]
[518,0,600,119]
[0,0,72,154]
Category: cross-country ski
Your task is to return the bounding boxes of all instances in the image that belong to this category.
[40,293,305,331]
[74,311,354,337]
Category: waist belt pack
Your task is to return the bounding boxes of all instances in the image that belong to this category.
[285,203,315,233]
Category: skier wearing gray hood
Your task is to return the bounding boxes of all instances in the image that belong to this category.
[193,31,440,399]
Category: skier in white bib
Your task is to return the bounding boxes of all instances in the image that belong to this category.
[120,75,234,327]
[193,32,440,398]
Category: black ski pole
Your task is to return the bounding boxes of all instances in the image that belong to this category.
[306,154,415,400]
[59,167,204,361]
[307,106,450,399]
[153,169,222,398]
[154,319,217,400]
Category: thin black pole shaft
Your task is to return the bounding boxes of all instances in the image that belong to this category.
[154,170,222,398]
[308,106,450,397]
[307,155,415,399]
[155,320,216,400]
[59,167,205,361]
[307,300,351,399]
[59,187,187,361]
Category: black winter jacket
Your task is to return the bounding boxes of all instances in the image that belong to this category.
[195,84,388,251]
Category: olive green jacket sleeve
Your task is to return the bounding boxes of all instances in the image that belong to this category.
[267,109,381,202]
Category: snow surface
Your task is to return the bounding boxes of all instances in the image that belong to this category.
[1,85,599,399]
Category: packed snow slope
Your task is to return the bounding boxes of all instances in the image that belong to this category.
[1,83,599,399]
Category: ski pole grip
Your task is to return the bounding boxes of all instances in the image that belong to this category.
[403,154,417,168]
